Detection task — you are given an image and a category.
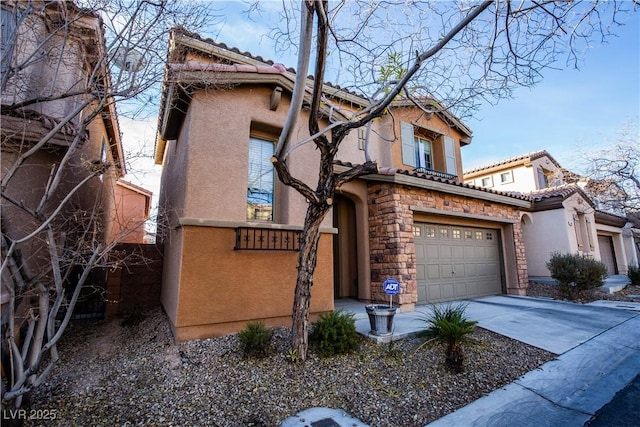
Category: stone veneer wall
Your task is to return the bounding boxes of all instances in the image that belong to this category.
[368,183,528,306]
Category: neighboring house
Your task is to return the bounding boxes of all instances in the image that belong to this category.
[463,150,565,192]
[108,180,153,244]
[154,28,533,341]
[0,1,146,317]
[464,151,639,278]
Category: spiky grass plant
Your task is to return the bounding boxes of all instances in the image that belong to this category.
[418,303,478,373]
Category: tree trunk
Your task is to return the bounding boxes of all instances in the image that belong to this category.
[291,201,330,361]
[446,341,464,374]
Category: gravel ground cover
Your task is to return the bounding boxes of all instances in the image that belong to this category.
[23,280,638,427]
[26,307,554,427]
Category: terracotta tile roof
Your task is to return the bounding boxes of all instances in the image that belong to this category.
[334,160,531,201]
[167,26,471,134]
[170,26,366,97]
[171,27,292,69]
[526,183,583,201]
[463,149,561,175]
[595,209,628,225]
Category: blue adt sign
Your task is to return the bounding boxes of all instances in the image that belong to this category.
[383,278,400,295]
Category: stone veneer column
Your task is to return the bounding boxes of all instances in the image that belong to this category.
[512,218,529,295]
[368,184,418,308]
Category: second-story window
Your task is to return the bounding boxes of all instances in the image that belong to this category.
[414,136,433,170]
[247,136,274,221]
[537,167,552,189]
[1,4,17,81]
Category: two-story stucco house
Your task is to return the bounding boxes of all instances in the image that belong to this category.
[0,0,152,318]
[464,150,639,278]
[154,28,534,341]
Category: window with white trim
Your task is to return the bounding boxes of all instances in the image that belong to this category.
[481,176,493,187]
[500,171,513,184]
[1,5,16,79]
[414,135,433,170]
[400,121,437,170]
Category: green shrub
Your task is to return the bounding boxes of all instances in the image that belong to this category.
[628,265,640,286]
[238,321,272,358]
[546,252,607,300]
[418,303,477,373]
[309,310,359,358]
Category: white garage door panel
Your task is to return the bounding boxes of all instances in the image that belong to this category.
[415,223,503,304]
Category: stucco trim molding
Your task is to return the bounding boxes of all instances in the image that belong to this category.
[410,206,518,224]
[178,218,338,234]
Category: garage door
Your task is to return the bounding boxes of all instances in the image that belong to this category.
[414,223,503,304]
[597,235,617,275]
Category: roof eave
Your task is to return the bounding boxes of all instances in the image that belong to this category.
[333,163,531,208]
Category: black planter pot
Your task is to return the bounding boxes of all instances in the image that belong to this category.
[365,304,397,336]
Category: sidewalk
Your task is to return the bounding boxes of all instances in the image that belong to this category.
[281,296,640,427]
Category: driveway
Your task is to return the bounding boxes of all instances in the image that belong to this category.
[341,295,639,354]
[459,295,638,354]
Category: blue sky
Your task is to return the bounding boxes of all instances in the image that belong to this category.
[208,1,639,171]
[462,12,639,171]
[122,1,639,200]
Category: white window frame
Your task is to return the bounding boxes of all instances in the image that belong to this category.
[414,135,433,170]
[481,176,493,188]
[500,171,513,184]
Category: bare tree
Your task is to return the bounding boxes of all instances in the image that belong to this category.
[0,0,214,411]
[571,121,640,223]
[268,0,638,361]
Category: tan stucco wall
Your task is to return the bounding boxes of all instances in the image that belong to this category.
[622,226,640,267]
[333,116,393,168]
[1,111,117,272]
[160,226,183,324]
[166,225,334,341]
[522,193,602,277]
[165,88,336,229]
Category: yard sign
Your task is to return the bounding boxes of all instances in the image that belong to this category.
[383,277,399,308]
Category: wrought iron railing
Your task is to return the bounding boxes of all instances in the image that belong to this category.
[234,227,302,251]
[414,167,458,181]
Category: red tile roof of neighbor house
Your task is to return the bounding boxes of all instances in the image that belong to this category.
[595,209,628,227]
[463,149,562,175]
[526,183,587,201]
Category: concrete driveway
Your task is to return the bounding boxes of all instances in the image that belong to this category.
[458,295,638,354]
[340,295,639,354]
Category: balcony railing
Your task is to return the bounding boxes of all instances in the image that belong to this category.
[234,227,301,251]
[413,167,458,181]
